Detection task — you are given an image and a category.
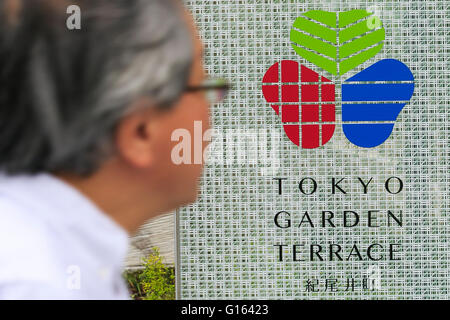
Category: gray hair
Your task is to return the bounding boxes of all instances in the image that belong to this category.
[0,0,193,175]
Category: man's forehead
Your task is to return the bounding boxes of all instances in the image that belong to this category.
[179,7,204,58]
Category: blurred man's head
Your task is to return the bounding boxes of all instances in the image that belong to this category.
[0,0,210,231]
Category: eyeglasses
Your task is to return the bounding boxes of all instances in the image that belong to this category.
[185,78,231,104]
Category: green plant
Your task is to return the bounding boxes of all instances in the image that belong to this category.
[137,247,175,300]
[124,271,145,299]
[123,248,175,300]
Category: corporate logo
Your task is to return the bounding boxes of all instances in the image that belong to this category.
[261,9,415,148]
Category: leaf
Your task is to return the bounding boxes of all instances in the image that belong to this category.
[290,9,385,75]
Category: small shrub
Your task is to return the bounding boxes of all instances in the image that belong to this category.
[134,247,175,300]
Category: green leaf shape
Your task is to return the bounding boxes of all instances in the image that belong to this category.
[303,10,336,28]
[338,9,372,28]
[290,9,385,76]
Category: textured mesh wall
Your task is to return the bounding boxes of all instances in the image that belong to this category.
[177,0,449,299]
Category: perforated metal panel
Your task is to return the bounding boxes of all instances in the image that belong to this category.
[177,0,449,299]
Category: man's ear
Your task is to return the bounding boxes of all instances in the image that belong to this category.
[115,98,160,168]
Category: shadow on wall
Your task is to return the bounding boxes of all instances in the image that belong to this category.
[125,212,175,270]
